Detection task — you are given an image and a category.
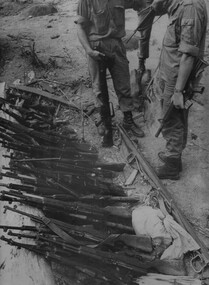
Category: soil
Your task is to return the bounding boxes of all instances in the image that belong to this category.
[0,0,209,284]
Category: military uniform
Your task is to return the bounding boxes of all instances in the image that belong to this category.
[158,0,207,159]
[77,0,146,112]
[137,0,153,61]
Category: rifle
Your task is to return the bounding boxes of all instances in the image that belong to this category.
[7,230,51,240]
[67,213,134,234]
[70,178,126,197]
[94,46,115,146]
[0,172,55,188]
[0,117,63,145]
[12,160,115,179]
[1,140,99,160]
[80,194,140,204]
[3,163,105,180]
[1,232,184,276]
[0,182,62,196]
[6,229,153,255]
[1,190,131,220]
[3,206,107,242]
[0,236,126,285]
[126,6,155,44]
[37,235,149,274]
[0,224,49,233]
[0,170,125,197]
[2,206,151,252]
[1,105,55,130]
[13,157,125,172]
[3,205,81,245]
[46,179,79,198]
[0,172,33,183]
[155,58,208,137]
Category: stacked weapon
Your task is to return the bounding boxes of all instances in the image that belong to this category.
[0,85,186,283]
[0,85,151,284]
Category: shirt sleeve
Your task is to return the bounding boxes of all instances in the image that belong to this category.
[76,0,90,26]
[178,4,204,56]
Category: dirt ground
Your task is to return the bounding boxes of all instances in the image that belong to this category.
[0,0,209,283]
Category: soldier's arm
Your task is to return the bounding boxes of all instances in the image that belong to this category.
[175,54,195,92]
[172,3,207,109]
[76,0,105,61]
[77,25,105,61]
[171,54,195,109]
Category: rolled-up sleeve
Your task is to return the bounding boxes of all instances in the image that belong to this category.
[75,0,90,26]
[178,4,205,56]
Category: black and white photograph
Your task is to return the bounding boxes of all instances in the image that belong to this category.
[0,0,209,284]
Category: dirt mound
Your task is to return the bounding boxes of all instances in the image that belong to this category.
[22,3,57,17]
[0,0,29,16]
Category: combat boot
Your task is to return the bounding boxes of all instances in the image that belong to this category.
[123,111,145,138]
[156,163,180,180]
[158,152,182,172]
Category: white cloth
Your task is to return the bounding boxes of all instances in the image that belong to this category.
[132,206,200,260]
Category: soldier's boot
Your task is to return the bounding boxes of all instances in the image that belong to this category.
[158,152,183,172]
[156,156,181,180]
[123,111,145,138]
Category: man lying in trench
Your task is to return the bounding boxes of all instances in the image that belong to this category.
[76,0,149,147]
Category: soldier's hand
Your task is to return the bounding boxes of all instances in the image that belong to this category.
[171,91,184,109]
[88,50,105,61]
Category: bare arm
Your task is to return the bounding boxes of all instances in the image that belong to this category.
[175,53,195,91]
[77,23,105,61]
[171,53,195,109]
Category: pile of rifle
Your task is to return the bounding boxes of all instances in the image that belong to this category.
[0,85,162,285]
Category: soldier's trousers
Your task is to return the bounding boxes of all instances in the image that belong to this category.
[137,0,153,59]
[87,38,134,112]
[161,82,189,158]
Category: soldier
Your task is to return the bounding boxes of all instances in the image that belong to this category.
[76,0,147,147]
[152,0,208,179]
